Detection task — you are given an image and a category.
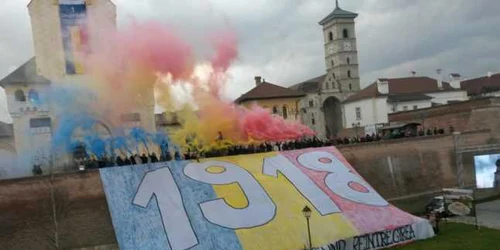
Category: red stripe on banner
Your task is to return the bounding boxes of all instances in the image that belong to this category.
[280,147,418,234]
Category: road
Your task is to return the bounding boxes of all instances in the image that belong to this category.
[447,199,500,230]
[476,199,500,230]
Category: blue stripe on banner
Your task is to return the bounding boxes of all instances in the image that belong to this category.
[100,162,242,250]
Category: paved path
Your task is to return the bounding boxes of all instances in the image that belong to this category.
[476,199,500,230]
[447,199,500,230]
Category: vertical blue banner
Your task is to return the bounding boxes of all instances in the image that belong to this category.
[59,2,87,74]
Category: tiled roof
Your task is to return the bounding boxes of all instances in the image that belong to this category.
[460,73,500,96]
[386,93,432,103]
[0,122,13,138]
[319,6,358,25]
[343,82,386,103]
[343,76,458,104]
[387,77,454,94]
[235,81,305,104]
[0,57,50,88]
[289,74,326,94]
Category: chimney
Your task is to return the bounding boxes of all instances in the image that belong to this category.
[377,79,389,94]
[254,76,262,86]
[436,69,443,89]
[449,73,461,89]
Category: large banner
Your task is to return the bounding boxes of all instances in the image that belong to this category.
[59,0,88,74]
[100,147,434,250]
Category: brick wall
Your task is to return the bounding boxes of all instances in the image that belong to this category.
[0,129,497,249]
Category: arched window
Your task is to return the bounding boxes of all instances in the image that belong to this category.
[343,29,349,38]
[28,89,40,104]
[328,31,333,41]
[331,60,334,67]
[349,83,352,91]
[347,57,350,65]
[15,90,26,102]
[347,70,351,78]
[308,99,314,108]
[272,106,278,114]
[282,106,288,119]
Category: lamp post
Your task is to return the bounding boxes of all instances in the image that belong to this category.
[302,205,312,250]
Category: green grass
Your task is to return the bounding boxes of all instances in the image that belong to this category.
[393,222,500,250]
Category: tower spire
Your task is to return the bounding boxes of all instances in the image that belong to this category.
[336,0,339,8]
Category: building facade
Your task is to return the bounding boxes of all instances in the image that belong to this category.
[0,0,155,178]
[235,77,304,122]
[342,77,469,131]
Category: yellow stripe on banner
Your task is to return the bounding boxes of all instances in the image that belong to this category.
[70,26,85,74]
[211,153,358,250]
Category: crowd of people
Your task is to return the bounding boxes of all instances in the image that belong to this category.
[65,125,456,170]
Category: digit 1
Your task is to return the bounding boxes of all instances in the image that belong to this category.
[133,168,198,250]
[263,154,340,215]
[184,161,276,229]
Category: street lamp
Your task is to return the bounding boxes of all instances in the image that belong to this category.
[302,205,312,249]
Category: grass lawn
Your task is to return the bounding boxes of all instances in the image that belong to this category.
[393,222,500,250]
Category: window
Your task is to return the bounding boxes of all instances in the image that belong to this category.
[333,73,336,79]
[349,84,352,91]
[328,31,333,41]
[355,107,361,120]
[282,106,288,119]
[403,106,408,111]
[347,57,350,65]
[343,29,349,38]
[312,118,316,125]
[308,100,314,108]
[15,90,26,102]
[331,60,334,67]
[413,105,418,110]
[347,70,351,78]
[272,106,278,114]
[28,89,40,104]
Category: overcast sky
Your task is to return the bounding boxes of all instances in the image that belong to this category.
[1,0,499,123]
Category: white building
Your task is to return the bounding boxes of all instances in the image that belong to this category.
[0,0,155,178]
[342,76,469,130]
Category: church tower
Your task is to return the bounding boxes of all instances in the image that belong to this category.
[319,0,360,93]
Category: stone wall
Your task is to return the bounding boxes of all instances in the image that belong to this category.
[388,97,500,135]
[0,129,498,249]
[0,171,116,250]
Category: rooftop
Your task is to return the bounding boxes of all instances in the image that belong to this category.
[319,0,358,25]
[289,74,326,94]
[344,76,458,103]
[460,73,500,96]
[236,81,305,104]
[0,57,50,88]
